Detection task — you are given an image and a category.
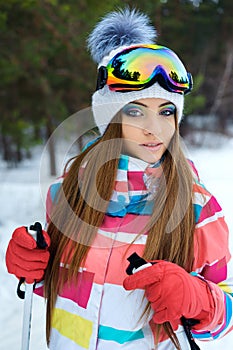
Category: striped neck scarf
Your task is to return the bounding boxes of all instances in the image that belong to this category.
[107,154,164,217]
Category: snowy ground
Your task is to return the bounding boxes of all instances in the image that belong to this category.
[0,137,233,350]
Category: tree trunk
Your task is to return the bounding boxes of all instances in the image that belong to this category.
[210,44,233,117]
[46,115,57,176]
[16,142,22,163]
[1,134,11,162]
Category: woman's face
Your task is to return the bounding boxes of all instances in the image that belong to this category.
[121,98,176,163]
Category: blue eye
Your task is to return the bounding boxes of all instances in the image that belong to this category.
[122,104,145,117]
[159,104,176,117]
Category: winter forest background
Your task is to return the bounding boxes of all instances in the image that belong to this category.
[0,0,233,349]
[0,0,232,170]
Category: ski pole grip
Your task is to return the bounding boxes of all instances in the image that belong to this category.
[29,222,47,249]
[126,252,154,275]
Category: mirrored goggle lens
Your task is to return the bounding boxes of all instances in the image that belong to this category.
[104,45,192,94]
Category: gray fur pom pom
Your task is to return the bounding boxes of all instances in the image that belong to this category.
[87,7,157,64]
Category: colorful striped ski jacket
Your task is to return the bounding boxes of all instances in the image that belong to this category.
[37,154,233,349]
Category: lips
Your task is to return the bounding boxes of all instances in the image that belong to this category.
[140,142,163,152]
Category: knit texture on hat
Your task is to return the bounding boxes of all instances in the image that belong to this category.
[92,83,184,134]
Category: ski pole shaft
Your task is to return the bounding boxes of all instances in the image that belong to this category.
[21,282,34,350]
[17,222,47,350]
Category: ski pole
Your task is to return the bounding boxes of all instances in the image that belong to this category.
[17,222,48,350]
[126,253,200,350]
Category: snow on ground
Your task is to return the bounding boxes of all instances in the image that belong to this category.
[0,138,233,350]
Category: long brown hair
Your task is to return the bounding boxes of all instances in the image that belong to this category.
[44,111,195,349]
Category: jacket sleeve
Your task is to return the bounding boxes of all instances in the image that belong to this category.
[191,180,233,341]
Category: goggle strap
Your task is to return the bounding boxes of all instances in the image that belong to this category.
[186,73,193,95]
[96,66,108,91]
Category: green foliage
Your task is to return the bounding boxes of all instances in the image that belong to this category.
[184,74,206,116]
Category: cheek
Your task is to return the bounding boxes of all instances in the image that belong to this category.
[122,123,140,140]
[162,118,176,142]
[166,126,176,140]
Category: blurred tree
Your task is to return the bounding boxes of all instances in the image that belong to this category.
[0,0,120,173]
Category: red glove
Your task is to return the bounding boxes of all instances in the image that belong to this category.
[123,261,215,329]
[6,226,50,283]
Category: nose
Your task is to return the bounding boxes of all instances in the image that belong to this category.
[142,115,162,136]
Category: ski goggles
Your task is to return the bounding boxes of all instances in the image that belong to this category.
[96,44,192,95]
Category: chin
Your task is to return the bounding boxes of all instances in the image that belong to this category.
[142,156,160,163]
[137,152,161,164]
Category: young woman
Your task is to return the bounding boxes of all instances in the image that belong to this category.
[6,8,233,350]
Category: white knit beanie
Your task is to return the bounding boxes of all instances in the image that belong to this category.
[87,8,185,134]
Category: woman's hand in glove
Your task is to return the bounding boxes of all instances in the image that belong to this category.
[6,226,50,283]
[123,260,215,329]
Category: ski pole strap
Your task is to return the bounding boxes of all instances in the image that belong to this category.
[181,317,200,350]
[17,278,26,299]
[17,278,36,299]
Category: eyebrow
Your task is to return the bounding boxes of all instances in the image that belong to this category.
[131,101,176,108]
